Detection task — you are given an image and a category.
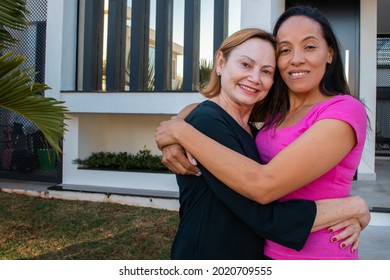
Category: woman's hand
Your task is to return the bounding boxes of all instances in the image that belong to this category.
[161,144,201,175]
[156,117,200,175]
[328,218,362,253]
[155,117,187,150]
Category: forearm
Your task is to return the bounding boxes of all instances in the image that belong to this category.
[159,117,357,205]
[175,122,269,201]
[312,196,370,232]
[174,120,357,204]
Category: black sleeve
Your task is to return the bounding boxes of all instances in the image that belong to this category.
[188,110,316,251]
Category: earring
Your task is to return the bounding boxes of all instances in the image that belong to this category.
[217,72,221,76]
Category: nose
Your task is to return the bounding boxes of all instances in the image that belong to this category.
[291,49,305,65]
[247,70,261,84]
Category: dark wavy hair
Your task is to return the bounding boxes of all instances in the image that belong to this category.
[250,5,351,129]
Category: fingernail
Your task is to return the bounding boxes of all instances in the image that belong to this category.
[328,228,333,233]
[196,172,202,176]
[331,237,337,243]
[191,159,197,165]
[341,243,346,249]
[351,248,355,253]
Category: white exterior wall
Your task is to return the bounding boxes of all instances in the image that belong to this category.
[358,0,377,180]
[60,114,179,191]
[44,0,377,191]
[241,0,284,31]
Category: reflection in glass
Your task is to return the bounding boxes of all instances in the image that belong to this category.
[79,0,241,92]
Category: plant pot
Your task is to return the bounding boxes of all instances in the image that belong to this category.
[37,149,56,170]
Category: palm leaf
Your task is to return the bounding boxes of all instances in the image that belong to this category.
[0,0,68,154]
[0,0,29,50]
[0,52,68,154]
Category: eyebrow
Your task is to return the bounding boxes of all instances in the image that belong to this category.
[239,55,275,69]
[278,35,319,45]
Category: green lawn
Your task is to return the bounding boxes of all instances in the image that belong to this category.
[0,191,179,260]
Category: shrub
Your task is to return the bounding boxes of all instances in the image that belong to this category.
[72,148,169,172]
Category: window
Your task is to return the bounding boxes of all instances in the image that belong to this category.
[77,0,240,92]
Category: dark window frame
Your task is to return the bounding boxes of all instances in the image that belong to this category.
[78,0,230,92]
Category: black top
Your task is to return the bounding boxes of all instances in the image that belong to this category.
[171,101,317,260]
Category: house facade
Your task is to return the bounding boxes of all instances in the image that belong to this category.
[1,0,389,195]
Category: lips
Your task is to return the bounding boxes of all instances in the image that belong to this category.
[239,84,258,93]
[289,71,309,78]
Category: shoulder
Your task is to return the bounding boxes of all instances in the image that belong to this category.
[186,101,230,126]
[315,95,367,142]
[323,95,364,111]
[315,95,366,119]
[185,100,234,136]
[185,101,257,156]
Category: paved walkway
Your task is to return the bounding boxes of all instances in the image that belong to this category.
[0,158,389,259]
[351,158,390,259]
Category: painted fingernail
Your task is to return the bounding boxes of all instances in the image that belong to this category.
[328,228,333,233]
[196,172,202,176]
[191,159,197,165]
[341,243,346,249]
[331,237,337,243]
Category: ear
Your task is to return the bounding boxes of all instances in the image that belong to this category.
[327,47,334,64]
[215,51,225,73]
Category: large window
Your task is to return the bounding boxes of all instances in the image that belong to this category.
[77,0,240,92]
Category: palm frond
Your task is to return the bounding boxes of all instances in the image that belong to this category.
[0,52,68,153]
[0,0,29,50]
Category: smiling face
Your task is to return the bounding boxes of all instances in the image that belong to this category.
[276,16,333,96]
[216,37,276,110]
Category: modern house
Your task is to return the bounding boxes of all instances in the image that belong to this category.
[1,0,389,207]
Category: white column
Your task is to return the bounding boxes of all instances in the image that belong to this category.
[45,0,64,98]
[240,0,284,31]
[358,0,377,180]
[45,0,79,184]
[45,0,78,96]
[62,115,80,184]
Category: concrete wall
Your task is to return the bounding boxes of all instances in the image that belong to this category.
[359,0,377,180]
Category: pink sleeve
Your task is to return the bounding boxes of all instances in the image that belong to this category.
[317,96,368,145]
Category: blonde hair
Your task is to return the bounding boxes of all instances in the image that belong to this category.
[202,28,276,98]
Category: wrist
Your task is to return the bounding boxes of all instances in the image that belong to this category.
[351,196,370,228]
[173,122,187,144]
[175,122,195,149]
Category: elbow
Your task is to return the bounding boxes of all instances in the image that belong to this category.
[253,190,275,204]
[250,173,278,204]
[256,196,274,205]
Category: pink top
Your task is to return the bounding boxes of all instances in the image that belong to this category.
[256,95,367,259]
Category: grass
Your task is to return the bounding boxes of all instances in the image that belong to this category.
[0,191,179,260]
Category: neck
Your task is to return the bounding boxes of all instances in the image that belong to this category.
[210,96,253,133]
[288,90,327,111]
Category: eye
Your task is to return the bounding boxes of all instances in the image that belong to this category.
[278,47,290,55]
[305,45,317,50]
[262,69,273,75]
[241,62,251,68]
